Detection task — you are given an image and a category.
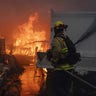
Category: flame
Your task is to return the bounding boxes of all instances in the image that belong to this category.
[43,68,47,73]
[12,13,49,56]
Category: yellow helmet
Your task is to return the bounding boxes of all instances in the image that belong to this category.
[54,21,64,27]
[54,20,68,31]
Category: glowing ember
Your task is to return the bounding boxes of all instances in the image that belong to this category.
[12,13,49,56]
[43,68,47,73]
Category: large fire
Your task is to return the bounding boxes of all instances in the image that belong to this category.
[11,13,49,56]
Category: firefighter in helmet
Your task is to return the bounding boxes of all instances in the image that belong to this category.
[46,21,74,96]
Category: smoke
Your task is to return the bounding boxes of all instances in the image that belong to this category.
[0,0,96,46]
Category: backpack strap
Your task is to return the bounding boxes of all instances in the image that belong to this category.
[61,36,76,53]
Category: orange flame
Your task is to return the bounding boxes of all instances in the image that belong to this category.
[12,13,49,56]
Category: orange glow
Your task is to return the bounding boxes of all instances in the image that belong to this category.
[11,13,49,56]
[43,68,47,73]
[0,34,4,39]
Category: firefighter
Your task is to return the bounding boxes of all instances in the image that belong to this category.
[46,21,74,96]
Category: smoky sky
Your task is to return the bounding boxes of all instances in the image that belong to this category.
[0,0,96,44]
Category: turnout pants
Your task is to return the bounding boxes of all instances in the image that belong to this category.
[46,70,73,96]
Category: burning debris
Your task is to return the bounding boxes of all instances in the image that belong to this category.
[0,38,24,96]
[0,13,50,95]
[12,13,50,57]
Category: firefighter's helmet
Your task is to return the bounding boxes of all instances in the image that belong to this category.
[54,21,68,29]
[54,21,64,27]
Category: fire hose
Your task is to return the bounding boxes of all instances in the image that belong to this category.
[65,70,96,89]
[74,18,96,45]
[67,18,96,89]
[50,18,96,89]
